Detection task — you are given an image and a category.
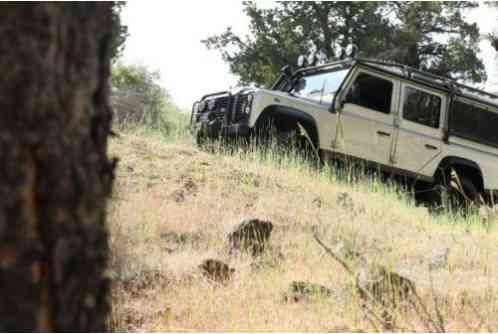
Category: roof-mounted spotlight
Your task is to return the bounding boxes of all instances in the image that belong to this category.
[345,44,359,59]
[297,54,307,68]
[307,51,317,67]
[333,44,345,60]
[316,49,328,65]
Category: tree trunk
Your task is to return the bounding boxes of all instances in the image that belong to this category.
[0,4,115,331]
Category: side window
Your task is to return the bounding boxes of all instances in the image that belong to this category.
[450,100,498,147]
[403,87,441,128]
[346,72,393,114]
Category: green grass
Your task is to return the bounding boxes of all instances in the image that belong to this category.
[199,135,488,230]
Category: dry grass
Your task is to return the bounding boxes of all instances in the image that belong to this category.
[107,130,498,332]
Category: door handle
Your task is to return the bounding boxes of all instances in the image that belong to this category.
[425,144,438,150]
[376,131,391,137]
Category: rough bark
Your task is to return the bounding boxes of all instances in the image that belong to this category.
[0,3,115,331]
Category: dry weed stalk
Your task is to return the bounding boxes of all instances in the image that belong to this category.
[313,227,448,332]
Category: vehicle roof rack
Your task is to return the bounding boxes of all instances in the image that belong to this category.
[356,58,498,107]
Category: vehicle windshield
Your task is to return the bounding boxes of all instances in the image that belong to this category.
[290,68,350,105]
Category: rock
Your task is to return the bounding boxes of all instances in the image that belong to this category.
[228,219,273,256]
[199,259,235,283]
[283,281,333,303]
[337,192,354,210]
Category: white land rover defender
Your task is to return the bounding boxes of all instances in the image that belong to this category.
[190,48,498,206]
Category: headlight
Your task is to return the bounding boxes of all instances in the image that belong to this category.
[207,99,216,111]
[198,100,206,112]
[244,94,254,114]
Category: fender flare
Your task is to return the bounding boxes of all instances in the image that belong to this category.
[254,105,319,148]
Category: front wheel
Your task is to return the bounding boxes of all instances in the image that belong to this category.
[431,172,482,212]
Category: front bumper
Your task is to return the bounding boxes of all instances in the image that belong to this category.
[190,113,250,141]
[190,91,252,141]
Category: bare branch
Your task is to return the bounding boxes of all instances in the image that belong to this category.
[311,226,354,276]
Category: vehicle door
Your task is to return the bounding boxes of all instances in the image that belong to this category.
[335,70,397,166]
[393,83,445,176]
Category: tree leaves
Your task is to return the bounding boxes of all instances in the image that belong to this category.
[203,1,487,87]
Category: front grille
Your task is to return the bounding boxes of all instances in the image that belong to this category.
[194,93,250,124]
[210,96,230,121]
[232,94,250,122]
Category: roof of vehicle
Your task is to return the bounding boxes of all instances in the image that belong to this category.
[296,58,498,109]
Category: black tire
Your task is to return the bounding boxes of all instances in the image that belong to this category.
[254,118,318,164]
[195,130,206,146]
[431,173,481,212]
[276,128,318,162]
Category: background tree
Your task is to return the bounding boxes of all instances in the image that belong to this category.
[382,2,485,82]
[111,1,129,61]
[203,1,486,87]
[486,2,498,52]
[111,63,187,135]
[203,2,390,86]
[0,4,115,331]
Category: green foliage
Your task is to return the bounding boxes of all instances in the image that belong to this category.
[203,1,486,87]
[384,2,485,82]
[111,63,188,138]
[485,2,498,53]
[110,2,129,62]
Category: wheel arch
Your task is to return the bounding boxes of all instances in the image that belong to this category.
[435,156,484,192]
[253,105,320,148]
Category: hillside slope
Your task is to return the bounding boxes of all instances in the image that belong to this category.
[108,131,498,332]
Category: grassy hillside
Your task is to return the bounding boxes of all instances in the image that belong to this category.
[107,130,498,332]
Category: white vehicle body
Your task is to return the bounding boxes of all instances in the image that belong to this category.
[192,58,498,196]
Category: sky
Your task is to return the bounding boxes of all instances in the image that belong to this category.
[121,2,498,110]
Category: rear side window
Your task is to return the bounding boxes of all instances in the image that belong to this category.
[450,100,498,147]
[403,87,441,128]
[346,73,393,114]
